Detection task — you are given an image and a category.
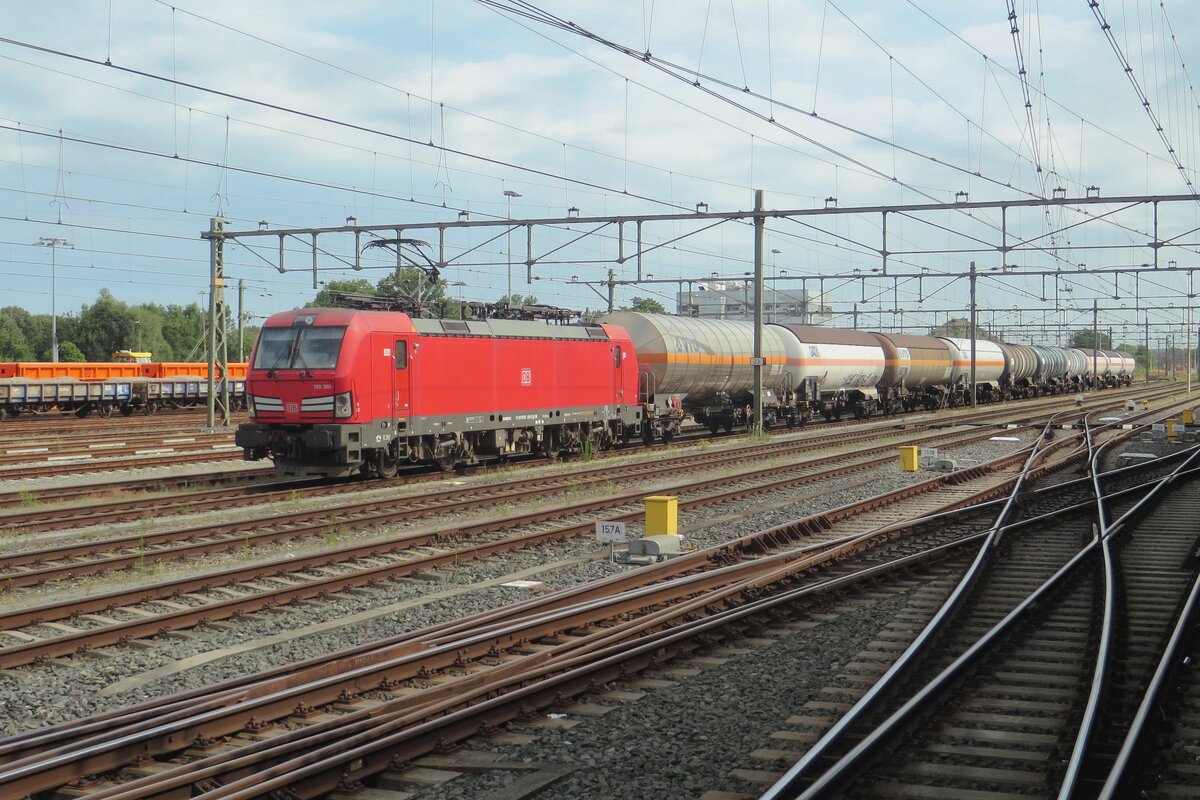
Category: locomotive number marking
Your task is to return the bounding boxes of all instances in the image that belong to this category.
[521,368,532,385]
[286,402,298,413]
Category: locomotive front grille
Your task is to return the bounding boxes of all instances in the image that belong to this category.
[301,395,336,412]
[251,395,283,413]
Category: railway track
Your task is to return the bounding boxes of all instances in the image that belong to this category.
[0,413,1047,535]
[0,382,1164,482]
[2,381,1171,532]
[0,405,1172,800]
[754,414,1200,799]
[0,420,1043,667]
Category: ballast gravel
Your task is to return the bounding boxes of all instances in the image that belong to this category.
[0,432,1030,758]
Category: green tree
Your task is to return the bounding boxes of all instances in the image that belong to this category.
[0,312,35,360]
[308,279,377,308]
[498,293,539,308]
[74,289,136,360]
[378,269,454,317]
[627,296,667,314]
[159,303,206,360]
[57,341,86,361]
[1069,329,1112,350]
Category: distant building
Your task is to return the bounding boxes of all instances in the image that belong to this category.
[676,281,831,324]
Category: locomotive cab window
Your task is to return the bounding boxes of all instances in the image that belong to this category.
[252,325,347,371]
[394,340,408,369]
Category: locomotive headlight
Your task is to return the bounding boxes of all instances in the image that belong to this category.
[333,391,353,418]
[246,395,256,417]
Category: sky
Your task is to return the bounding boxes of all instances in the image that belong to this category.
[1,0,1198,347]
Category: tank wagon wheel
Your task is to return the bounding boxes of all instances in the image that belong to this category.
[708,420,720,435]
[722,420,733,434]
[853,406,866,420]
[97,404,115,418]
[661,429,674,445]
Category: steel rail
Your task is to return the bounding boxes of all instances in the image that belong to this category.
[787,436,1198,799]
[760,413,1063,799]
[1094,448,1200,799]
[0,431,1180,796]
[0,418,983,536]
[0,428,1032,668]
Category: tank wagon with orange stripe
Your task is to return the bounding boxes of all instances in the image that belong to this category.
[604,313,1136,433]
[772,325,886,420]
[601,312,796,437]
[868,333,954,413]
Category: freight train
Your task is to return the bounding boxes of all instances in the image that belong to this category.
[235,308,1134,478]
[607,313,1135,439]
[0,359,248,419]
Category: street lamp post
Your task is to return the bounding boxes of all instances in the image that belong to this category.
[770,248,781,322]
[35,237,73,362]
[503,189,522,308]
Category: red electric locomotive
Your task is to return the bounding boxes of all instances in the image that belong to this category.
[235,308,642,478]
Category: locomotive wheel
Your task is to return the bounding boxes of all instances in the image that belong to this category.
[641,422,654,447]
[97,404,115,418]
[542,432,560,460]
[373,449,399,479]
[434,453,456,472]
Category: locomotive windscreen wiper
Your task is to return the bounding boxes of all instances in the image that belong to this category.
[266,331,298,378]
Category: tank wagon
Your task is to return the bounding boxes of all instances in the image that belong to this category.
[870,333,953,413]
[939,337,1006,404]
[601,312,796,436]
[236,308,641,478]
[606,313,1136,428]
[773,325,885,420]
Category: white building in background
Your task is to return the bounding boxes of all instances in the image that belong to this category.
[676,281,831,324]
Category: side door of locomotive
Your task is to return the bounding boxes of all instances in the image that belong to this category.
[393,336,412,433]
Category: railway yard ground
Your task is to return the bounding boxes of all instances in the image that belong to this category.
[2,384,1199,800]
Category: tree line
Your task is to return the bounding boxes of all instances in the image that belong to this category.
[0,289,259,362]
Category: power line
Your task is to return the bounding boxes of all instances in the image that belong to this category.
[1085,0,1197,196]
[0,34,699,216]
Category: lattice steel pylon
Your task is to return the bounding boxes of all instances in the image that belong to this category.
[203,217,231,427]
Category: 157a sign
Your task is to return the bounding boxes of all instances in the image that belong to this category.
[595,521,626,543]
